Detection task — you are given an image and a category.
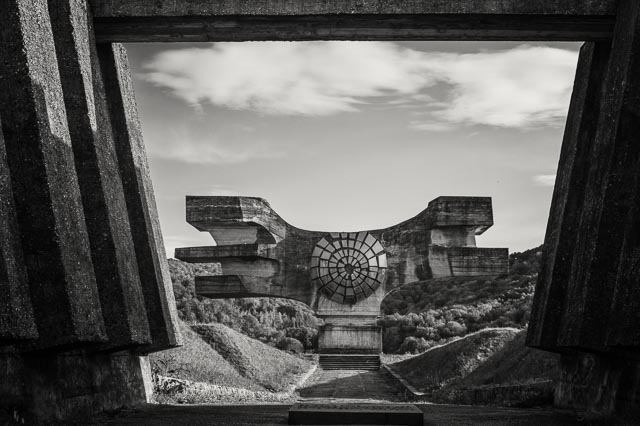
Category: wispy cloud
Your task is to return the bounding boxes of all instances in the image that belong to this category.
[143,42,577,130]
[143,42,434,116]
[533,174,557,186]
[147,126,284,164]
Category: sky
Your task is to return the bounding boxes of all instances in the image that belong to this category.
[124,41,582,257]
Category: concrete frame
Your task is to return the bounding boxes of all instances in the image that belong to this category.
[1,0,640,421]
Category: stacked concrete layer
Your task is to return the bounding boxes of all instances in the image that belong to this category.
[89,0,617,43]
[0,0,180,422]
[175,195,509,307]
[527,0,640,414]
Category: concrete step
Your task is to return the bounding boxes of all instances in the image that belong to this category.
[318,354,381,370]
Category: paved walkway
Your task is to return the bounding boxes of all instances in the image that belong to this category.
[91,402,621,425]
[297,368,404,402]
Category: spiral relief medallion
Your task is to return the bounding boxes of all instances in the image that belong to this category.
[310,231,387,304]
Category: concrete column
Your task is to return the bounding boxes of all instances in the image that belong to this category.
[97,43,181,351]
[527,41,611,351]
[0,0,106,349]
[557,0,640,351]
[527,0,640,415]
[47,0,151,350]
[0,114,37,344]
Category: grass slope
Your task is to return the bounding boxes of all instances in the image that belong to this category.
[450,330,560,389]
[391,328,520,393]
[149,320,262,391]
[390,327,561,406]
[192,323,311,392]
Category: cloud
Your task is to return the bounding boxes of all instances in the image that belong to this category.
[143,42,434,116]
[424,46,578,128]
[533,174,557,186]
[148,126,284,164]
[143,42,578,129]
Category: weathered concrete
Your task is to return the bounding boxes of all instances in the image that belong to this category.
[177,196,508,307]
[48,0,151,350]
[0,1,179,423]
[289,403,423,425]
[97,43,181,352]
[0,115,37,344]
[527,0,640,416]
[176,196,508,355]
[0,0,106,350]
[528,0,640,353]
[555,352,640,416]
[89,0,617,43]
[0,346,151,423]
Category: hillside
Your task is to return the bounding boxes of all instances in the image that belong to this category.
[390,328,520,393]
[191,323,311,392]
[169,259,319,350]
[379,245,542,353]
[149,320,261,391]
[389,328,560,406]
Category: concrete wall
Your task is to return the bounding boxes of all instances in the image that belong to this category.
[318,325,382,354]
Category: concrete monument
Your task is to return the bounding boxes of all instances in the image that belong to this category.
[175,196,508,365]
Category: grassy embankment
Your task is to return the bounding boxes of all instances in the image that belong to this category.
[149,320,312,404]
[389,327,560,406]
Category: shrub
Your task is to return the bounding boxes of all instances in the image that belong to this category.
[276,337,304,354]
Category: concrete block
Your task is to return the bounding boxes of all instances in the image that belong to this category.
[288,403,423,425]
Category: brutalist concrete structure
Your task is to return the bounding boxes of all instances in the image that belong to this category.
[2,0,640,422]
[175,196,508,356]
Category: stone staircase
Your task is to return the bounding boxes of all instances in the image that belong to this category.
[319,354,381,370]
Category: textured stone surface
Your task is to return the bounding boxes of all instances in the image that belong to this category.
[97,43,181,352]
[0,115,37,344]
[89,0,617,43]
[289,402,423,425]
[527,43,610,352]
[555,352,640,416]
[528,0,640,354]
[48,0,151,350]
[0,347,151,423]
[0,0,106,350]
[525,0,640,417]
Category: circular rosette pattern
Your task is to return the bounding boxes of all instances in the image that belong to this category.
[310,231,387,304]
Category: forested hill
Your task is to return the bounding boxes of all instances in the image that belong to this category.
[168,259,319,352]
[378,245,543,353]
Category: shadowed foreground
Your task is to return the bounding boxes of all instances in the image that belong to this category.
[91,403,634,426]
